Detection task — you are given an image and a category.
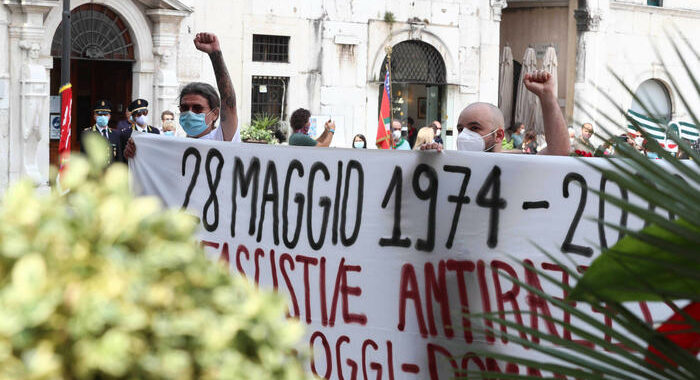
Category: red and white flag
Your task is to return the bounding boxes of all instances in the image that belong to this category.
[58,83,72,179]
[376,68,393,149]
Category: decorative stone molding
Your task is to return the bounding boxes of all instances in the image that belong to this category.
[5,0,54,186]
[490,0,508,22]
[408,22,425,41]
[574,8,602,33]
[147,8,191,125]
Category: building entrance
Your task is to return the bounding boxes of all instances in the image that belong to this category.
[49,3,135,167]
[379,40,447,145]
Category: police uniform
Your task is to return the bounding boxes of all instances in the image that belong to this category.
[81,99,126,163]
[124,98,160,135]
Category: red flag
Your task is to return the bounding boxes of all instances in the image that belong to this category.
[376,69,393,149]
[58,83,72,175]
[646,302,700,368]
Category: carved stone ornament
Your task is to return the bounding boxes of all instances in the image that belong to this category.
[490,0,508,22]
[574,8,602,33]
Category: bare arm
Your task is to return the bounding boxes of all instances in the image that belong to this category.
[524,71,570,156]
[195,33,238,142]
[316,120,334,147]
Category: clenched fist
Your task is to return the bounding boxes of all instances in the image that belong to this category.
[524,70,555,99]
[194,32,221,54]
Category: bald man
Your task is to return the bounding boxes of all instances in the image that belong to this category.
[421,70,570,156]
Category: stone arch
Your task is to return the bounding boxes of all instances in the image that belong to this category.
[369,27,457,84]
[42,0,154,86]
[626,70,676,120]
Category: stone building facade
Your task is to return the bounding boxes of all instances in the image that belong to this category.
[0,0,507,192]
[501,0,699,145]
[0,0,698,193]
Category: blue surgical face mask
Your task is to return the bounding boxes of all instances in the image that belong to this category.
[163,130,175,137]
[353,141,364,149]
[96,115,109,127]
[180,110,212,137]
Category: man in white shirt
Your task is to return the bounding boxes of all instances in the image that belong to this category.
[124,32,239,158]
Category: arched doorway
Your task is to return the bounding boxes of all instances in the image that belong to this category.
[379,40,447,146]
[630,79,672,123]
[627,79,673,144]
[49,3,135,167]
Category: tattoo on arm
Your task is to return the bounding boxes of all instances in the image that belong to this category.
[209,51,238,140]
[209,51,236,109]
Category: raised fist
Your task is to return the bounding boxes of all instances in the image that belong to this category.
[194,32,221,54]
[524,70,555,98]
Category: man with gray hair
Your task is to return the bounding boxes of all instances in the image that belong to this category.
[125,32,239,158]
[421,70,570,156]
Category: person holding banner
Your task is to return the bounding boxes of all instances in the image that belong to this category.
[421,70,570,156]
[124,32,240,159]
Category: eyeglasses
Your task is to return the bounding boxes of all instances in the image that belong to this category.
[133,110,148,117]
[95,111,110,116]
[178,104,209,114]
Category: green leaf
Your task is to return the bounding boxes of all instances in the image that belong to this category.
[569,220,700,302]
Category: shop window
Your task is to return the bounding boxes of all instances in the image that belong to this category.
[251,76,289,120]
[253,35,290,62]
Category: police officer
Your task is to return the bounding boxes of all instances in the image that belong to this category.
[81,99,126,163]
[126,98,160,135]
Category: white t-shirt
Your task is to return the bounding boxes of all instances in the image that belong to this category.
[198,125,241,142]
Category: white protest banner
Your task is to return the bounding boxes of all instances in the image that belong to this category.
[130,134,674,379]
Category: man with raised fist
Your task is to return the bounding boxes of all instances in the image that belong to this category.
[420,70,570,156]
[125,32,240,159]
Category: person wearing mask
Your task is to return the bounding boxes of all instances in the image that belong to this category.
[431,121,444,145]
[572,123,595,154]
[81,99,126,163]
[413,126,435,150]
[352,134,367,149]
[288,108,334,147]
[124,99,160,135]
[392,121,411,150]
[160,110,175,136]
[511,122,525,149]
[420,70,569,156]
[125,32,241,159]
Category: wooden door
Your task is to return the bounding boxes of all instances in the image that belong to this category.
[50,59,132,167]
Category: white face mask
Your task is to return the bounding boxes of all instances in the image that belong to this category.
[635,136,644,146]
[135,115,148,126]
[392,130,401,141]
[457,129,498,152]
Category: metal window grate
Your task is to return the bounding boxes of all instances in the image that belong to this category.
[253,35,290,62]
[380,40,446,85]
[251,76,289,120]
[51,3,134,61]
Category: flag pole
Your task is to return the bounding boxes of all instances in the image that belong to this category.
[57,0,72,185]
[385,45,394,148]
[61,0,70,88]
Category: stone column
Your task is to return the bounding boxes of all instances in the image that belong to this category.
[573,1,607,127]
[6,1,55,187]
[0,5,10,192]
[147,9,190,128]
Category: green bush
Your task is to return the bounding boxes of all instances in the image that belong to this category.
[0,136,310,379]
[241,114,279,144]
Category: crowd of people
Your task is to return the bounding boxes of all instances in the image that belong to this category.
[83,32,691,166]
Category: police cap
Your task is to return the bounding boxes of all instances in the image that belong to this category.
[128,98,149,114]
